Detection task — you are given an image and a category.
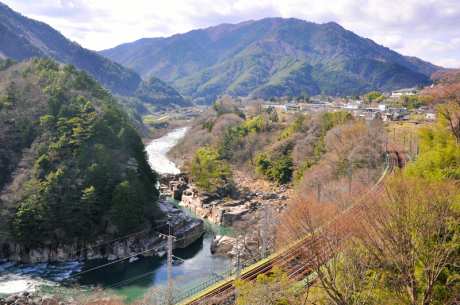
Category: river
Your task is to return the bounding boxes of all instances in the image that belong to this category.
[0,127,234,302]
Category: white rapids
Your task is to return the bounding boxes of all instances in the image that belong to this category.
[145,127,189,174]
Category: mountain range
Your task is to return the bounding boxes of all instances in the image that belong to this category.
[100,18,441,102]
[0,2,187,106]
[0,2,444,105]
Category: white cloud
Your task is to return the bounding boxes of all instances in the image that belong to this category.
[2,0,459,67]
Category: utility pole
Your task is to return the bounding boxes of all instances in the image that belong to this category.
[393,128,396,143]
[235,236,240,302]
[410,135,412,155]
[159,216,176,304]
[403,130,406,150]
[235,237,241,280]
[385,132,388,152]
[262,204,267,257]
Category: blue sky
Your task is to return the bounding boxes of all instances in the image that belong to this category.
[3,0,460,68]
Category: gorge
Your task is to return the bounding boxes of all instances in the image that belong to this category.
[0,127,233,301]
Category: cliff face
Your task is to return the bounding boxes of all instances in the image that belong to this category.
[0,199,204,263]
[160,173,293,227]
[180,188,251,227]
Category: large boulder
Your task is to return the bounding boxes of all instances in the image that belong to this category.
[41,295,56,305]
[5,295,18,305]
[269,193,278,199]
[107,254,118,261]
[211,235,237,254]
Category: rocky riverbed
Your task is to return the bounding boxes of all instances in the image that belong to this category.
[160,173,291,227]
[159,172,293,265]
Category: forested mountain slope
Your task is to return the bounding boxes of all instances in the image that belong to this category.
[0,2,188,107]
[100,18,439,100]
[0,58,159,247]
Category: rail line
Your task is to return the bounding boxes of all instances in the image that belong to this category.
[176,143,410,305]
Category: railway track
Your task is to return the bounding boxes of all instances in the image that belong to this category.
[178,144,411,305]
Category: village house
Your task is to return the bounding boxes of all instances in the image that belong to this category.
[391,87,419,96]
[425,110,437,120]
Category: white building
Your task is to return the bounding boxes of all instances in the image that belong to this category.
[379,104,390,111]
[425,110,437,120]
[344,103,360,109]
[392,87,419,96]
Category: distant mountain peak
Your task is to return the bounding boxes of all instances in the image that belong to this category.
[0,2,186,105]
[203,20,256,41]
[98,17,442,102]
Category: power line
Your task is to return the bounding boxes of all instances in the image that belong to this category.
[7,222,172,274]
[68,230,206,278]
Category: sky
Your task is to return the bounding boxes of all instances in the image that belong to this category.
[3,0,460,68]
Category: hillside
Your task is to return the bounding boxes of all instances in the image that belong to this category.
[328,58,430,92]
[0,58,159,247]
[100,18,440,100]
[0,2,187,107]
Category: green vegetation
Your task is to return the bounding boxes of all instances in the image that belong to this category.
[366,91,382,102]
[404,123,460,180]
[179,104,355,186]
[235,266,305,304]
[100,18,437,102]
[265,111,353,183]
[389,94,425,109]
[330,58,431,92]
[0,57,19,72]
[189,147,232,192]
[0,58,159,248]
[256,152,293,184]
[134,76,189,107]
[0,3,142,95]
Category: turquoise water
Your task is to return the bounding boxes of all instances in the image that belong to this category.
[75,129,236,302]
[0,128,236,301]
[76,197,236,302]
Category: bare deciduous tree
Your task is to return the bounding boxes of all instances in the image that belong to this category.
[278,182,379,305]
[354,175,460,305]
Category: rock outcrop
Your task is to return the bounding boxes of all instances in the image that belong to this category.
[211,235,260,264]
[0,199,204,263]
[159,174,291,227]
[1,293,58,305]
[160,173,189,200]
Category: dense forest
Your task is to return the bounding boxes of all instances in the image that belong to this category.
[170,99,385,192]
[101,18,437,102]
[0,58,159,248]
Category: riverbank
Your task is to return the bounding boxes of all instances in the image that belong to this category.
[0,127,233,303]
[141,116,192,144]
[160,172,292,228]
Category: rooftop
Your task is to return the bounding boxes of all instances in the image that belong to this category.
[392,87,418,93]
